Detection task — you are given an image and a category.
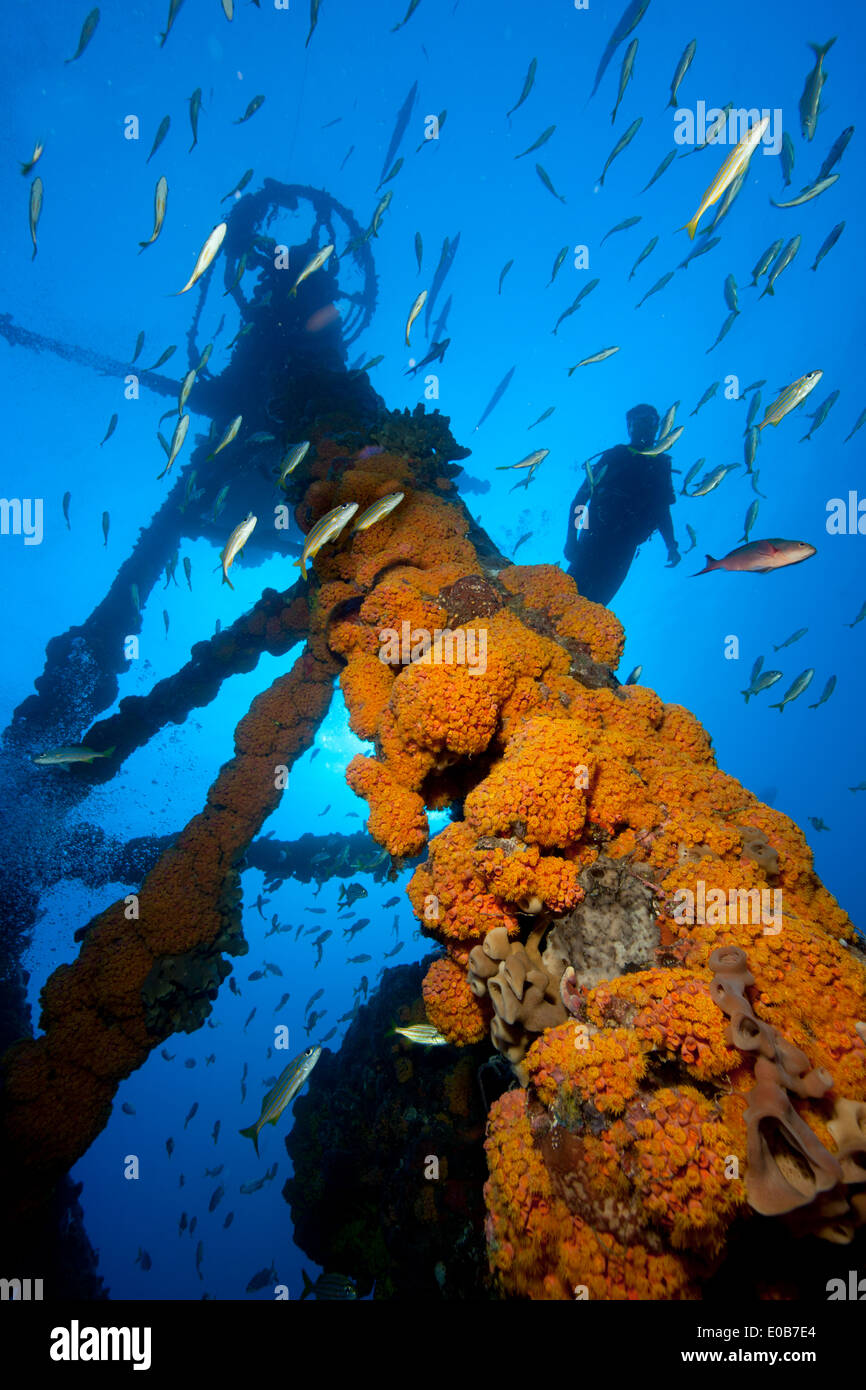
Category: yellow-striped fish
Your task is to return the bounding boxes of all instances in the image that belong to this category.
[208,414,242,459]
[33,744,115,766]
[351,492,404,533]
[681,115,770,239]
[221,512,257,590]
[157,413,190,479]
[276,440,310,489]
[405,289,427,346]
[295,503,359,579]
[496,448,549,472]
[758,371,823,430]
[139,175,168,251]
[392,1023,448,1047]
[178,368,197,414]
[176,222,227,295]
[29,177,43,259]
[632,426,684,456]
[239,1045,321,1155]
[20,141,44,176]
[288,244,334,297]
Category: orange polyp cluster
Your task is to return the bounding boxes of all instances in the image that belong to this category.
[422,956,491,1045]
[325,453,866,1298]
[345,754,428,857]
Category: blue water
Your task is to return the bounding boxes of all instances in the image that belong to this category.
[2,0,864,1300]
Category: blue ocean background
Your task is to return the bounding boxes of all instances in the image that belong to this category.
[1,0,864,1299]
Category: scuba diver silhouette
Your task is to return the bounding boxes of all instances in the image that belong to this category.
[563,403,680,606]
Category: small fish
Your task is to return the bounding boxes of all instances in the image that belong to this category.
[683,524,697,553]
[188,88,203,152]
[723,274,739,314]
[770,668,815,713]
[633,427,683,457]
[678,235,721,271]
[780,131,795,188]
[844,407,866,444]
[591,0,651,99]
[498,259,514,294]
[635,271,674,309]
[294,503,358,579]
[352,493,405,536]
[512,531,532,556]
[176,223,226,295]
[340,145,355,171]
[809,816,831,833]
[691,382,719,416]
[66,8,100,63]
[184,1058,196,1069]
[305,989,324,1014]
[770,174,839,209]
[221,169,254,203]
[749,655,765,685]
[568,347,619,374]
[99,413,118,447]
[393,1023,447,1045]
[223,1212,235,1229]
[553,278,600,333]
[347,953,371,964]
[139,176,168,253]
[158,0,186,46]
[157,414,189,481]
[243,1008,256,1032]
[28,177,43,259]
[507,57,537,119]
[773,628,808,652]
[624,665,642,685]
[197,342,214,374]
[850,783,866,793]
[235,95,265,125]
[695,539,816,576]
[658,401,680,440]
[685,102,734,156]
[598,117,641,186]
[208,1184,225,1213]
[706,312,739,354]
[289,244,334,297]
[414,232,423,271]
[179,1212,188,1236]
[405,290,427,345]
[220,512,257,590]
[741,670,783,704]
[416,109,446,153]
[528,406,555,429]
[759,371,823,429]
[496,448,549,473]
[183,1102,198,1130]
[101,510,110,546]
[818,126,854,182]
[20,141,44,176]
[383,941,404,957]
[32,740,116,769]
[611,39,638,125]
[147,116,171,165]
[749,237,783,287]
[475,365,516,429]
[62,491,72,530]
[547,246,568,287]
[144,345,177,374]
[274,440,311,489]
[601,216,641,246]
[640,149,676,193]
[131,331,145,364]
[162,1050,175,1062]
[741,500,759,543]
[370,193,392,238]
[628,236,658,279]
[223,252,248,297]
[208,415,243,460]
[668,38,697,108]
[166,1137,175,1158]
[189,1216,197,1235]
[689,464,739,497]
[536,163,566,203]
[811,221,845,272]
[515,126,556,160]
[745,392,762,431]
[845,600,866,628]
[680,459,703,495]
[121,1102,135,1116]
[801,390,839,442]
[135,1248,152,1272]
[163,610,170,638]
[808,675,837,709]
[239,1046,322,1155]
[405,339,450,376]
[377,158,404,190]
[392,0,422,29]
[744,427,759,473]
[681,115,770,239]
[761,234,802,299]
[800,38,836,141]
[306,0,321,47]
